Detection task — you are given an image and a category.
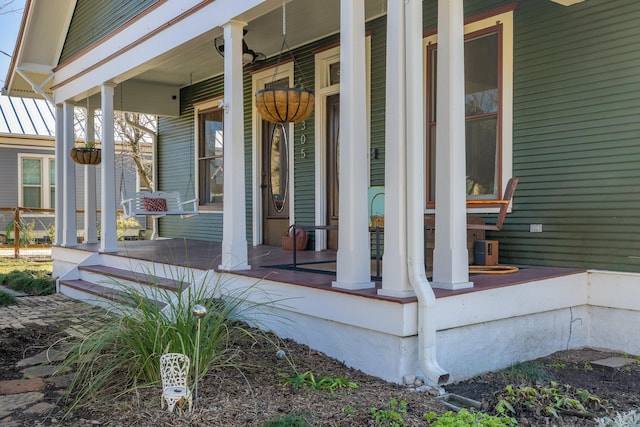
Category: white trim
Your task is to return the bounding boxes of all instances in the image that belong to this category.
[423,9,514,214]
[251,62,295,246]
[53,0,266,103]
[193,96,224,215]
[313,38,371,251]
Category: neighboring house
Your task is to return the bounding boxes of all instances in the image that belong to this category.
[0,95,147,242]
[4,0,640,384]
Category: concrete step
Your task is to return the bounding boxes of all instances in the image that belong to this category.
[78,264,187,292]
[59,279,167,310]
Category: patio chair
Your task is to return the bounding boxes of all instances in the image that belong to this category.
[160,353,192,413]
[466,177,519,231]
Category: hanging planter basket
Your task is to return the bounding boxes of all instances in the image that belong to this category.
[255,87,314,124]
[70,147,101,165]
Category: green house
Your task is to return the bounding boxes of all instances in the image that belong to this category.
[5,0,640,384]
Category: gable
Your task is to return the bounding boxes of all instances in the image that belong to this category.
[59,0,158,64]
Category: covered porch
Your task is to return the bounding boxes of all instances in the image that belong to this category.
[53,238,595,383]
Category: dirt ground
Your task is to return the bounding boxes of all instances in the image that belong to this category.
[2,323,639,426]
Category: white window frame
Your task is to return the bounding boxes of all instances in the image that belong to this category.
[193,96,224,213]
[423,9,514,213]
[313,37,372,250]
[18,154,56,209]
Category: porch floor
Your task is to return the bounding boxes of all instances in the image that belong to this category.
[69,239,585,303]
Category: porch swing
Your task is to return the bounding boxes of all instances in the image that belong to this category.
[120,102,198,223]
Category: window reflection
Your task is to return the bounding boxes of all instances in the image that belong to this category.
[198,108,224,205]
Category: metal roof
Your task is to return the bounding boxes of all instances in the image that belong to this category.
[0,95,55,137]
[0,95,155,144]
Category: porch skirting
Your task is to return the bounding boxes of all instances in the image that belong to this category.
[52,244,640,385]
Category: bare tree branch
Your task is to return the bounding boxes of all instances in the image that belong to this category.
[0,0,22,15]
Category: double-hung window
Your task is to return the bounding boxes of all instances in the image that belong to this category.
[19,155,55,209]
[425,7,514,207]
[195,99,224,209]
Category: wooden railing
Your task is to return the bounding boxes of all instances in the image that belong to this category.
[0,207,122,259]
[0,207,56,258]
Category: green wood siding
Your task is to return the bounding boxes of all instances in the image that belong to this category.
[501,0,640,272]
[157,76,225,242]
[154,1,640,273]
[60,0,158,63]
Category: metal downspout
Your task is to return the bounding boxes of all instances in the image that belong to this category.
[404,0,449,386]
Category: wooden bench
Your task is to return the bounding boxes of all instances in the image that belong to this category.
[121,191,198,220]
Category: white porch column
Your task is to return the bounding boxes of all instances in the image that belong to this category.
[84,106,98,244]
[54,104,64,245]
[333,0,373,290]
[100,83,118,253]
[219,20,250,271]
[432,0,473,289]
[379,0,413,297]
[61,102,77,247]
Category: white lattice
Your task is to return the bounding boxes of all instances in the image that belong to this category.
[160,353,192,412]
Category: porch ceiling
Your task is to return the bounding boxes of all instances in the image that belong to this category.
[5,0,387,103]
[135,0,388,88]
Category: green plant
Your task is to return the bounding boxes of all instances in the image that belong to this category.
[46,224,55,244]
[424,408,517,426]
[57,268,274,416]
[502,361,553,384]
[493,382,607,420]
[370,398,407,426]
[597,410,640,427]
[5,220,36,244]
[116,214,141,241]
[342,406,357,415]
[279,370,358,393]
[0,269,56,295]
[583,362,593,372]
[262,412,311,427]
[0,289,17,306]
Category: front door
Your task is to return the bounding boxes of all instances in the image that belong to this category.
[326,94,340,250]
[262,120,290,246]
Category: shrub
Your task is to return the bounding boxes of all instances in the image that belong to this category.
[57,269,275,416]
[0,289,17,306]
[502,361,553,384]
[0,269,56,295]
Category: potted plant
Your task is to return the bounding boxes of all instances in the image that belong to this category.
[255,85,314,124]
[70,141,101,165]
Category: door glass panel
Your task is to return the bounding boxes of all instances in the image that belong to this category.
[269,123,288,213]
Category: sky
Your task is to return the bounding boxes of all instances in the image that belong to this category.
[0,0,27,87]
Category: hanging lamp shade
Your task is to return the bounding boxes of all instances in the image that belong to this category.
[255,87,314,124]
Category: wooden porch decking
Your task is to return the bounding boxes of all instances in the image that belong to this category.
[70,238,585,303]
